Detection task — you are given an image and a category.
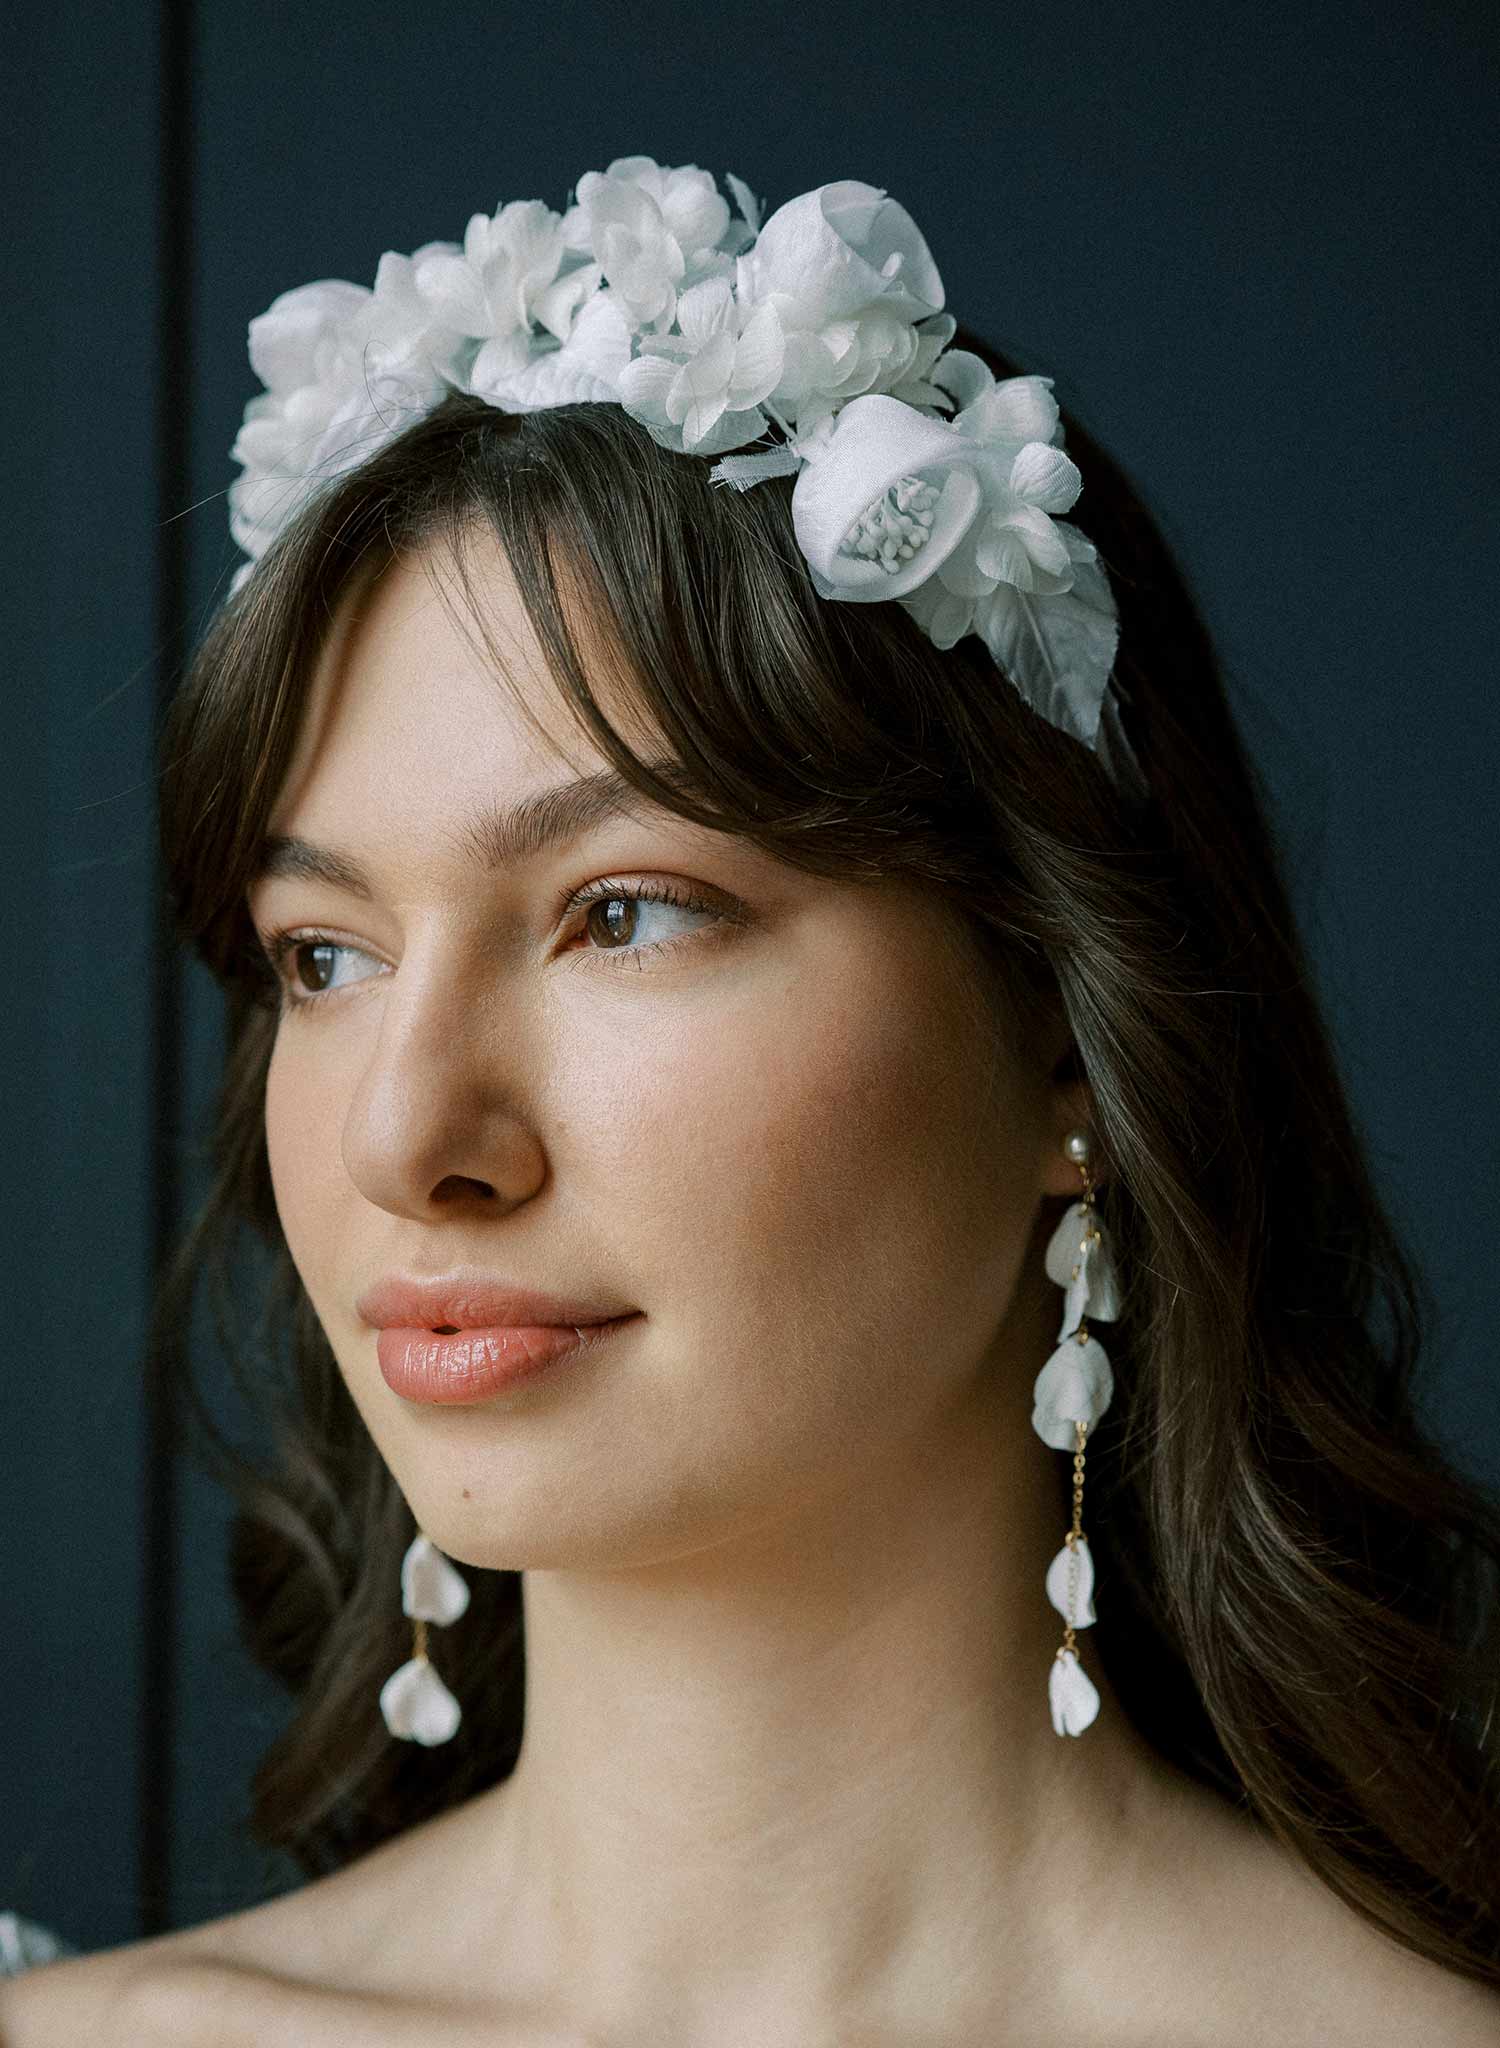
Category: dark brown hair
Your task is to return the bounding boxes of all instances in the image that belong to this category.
[154,330,1500,1985]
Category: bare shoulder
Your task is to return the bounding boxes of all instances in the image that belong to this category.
[0,1912,316,2046]
[1096,1771,1500,2047]
[0,1900,580,2048]
[1195,1807,1500,2045]
[0,1811,390,2041]
[1265,1873,1500,2047]
[0,1802,556,2045]
[0,1864,367,2042]
[0,1947,582,2046]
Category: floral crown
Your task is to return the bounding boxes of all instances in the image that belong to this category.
[230,156,1139,783]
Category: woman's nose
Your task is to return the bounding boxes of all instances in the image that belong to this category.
[336,949,547,1220]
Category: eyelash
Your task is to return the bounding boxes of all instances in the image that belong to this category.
[257,877,738,1015]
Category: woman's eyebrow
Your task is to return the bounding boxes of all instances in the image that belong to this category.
[252,759,695,899]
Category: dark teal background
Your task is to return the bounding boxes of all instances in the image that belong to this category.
[6,0,1497,1956]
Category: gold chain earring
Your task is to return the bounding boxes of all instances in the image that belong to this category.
[1032,1128,1122,1735]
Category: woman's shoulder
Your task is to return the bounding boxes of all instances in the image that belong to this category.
[1096,1777,1500,2047]
[0,1886,562,2048]
[0,1883,365,2045]
[1175,1817,1500,2046]
[0,1807,489,2042]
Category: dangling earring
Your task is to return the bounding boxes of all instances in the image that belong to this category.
[1032,1127,1122,1737]
[378,1531,470,1745]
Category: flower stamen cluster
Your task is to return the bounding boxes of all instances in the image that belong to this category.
[839,476,939,572]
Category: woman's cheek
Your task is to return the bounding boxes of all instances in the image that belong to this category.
[264,1048,343,1276]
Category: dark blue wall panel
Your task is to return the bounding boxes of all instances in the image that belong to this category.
[4,0,164,1953]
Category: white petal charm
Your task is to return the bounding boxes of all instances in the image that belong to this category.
[1079,1227,1122,1322]
[1031,1331,1113,1451]
[379,1656,463,1746]
[1059,1233,1125,1341]
[1045,1533,1097,1628]
[1058,1260,1087,1343]
[401,1534,471,1625]
[1049,1647,1101,1737]
[1044,1201,1091,1286]
[1047,1203,1123,1341]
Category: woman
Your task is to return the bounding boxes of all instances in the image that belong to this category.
[6,161,1499,2043]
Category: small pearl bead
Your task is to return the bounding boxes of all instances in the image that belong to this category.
[1063,1129,1092,1163]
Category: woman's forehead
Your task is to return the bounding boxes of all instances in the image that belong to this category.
[291,572,551,765]
[308,536,658,756]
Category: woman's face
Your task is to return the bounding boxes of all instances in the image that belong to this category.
[249,538,1086,1570]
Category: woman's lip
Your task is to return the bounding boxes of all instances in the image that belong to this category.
[376,1315,641,1405]
[358,1275,635,1328]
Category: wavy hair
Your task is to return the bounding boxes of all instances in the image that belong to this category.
[153,330,1500,1986]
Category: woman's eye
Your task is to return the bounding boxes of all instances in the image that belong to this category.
[259,879,739,1015]
[566,878,732,970]
[261,932,380,1009]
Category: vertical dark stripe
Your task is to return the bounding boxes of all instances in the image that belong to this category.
[141,0,194,1938]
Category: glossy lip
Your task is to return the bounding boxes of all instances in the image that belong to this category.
[376,1316,639,1405]
[357,1269,637,1332]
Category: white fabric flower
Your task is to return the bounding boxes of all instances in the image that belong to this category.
[619,275,784,454]
[229,384,371,561]
[232,276,373,558]
[1031,1329,1114,1451]
[774,308,951,440]
[1049,1647,1101,1736]
[228,372,427,563]
[920,351,1081,597]
[735,180,945,427]
[786,364,1090,614]
[900,351,1121,745]
[223,161,1127,782]
[792,356,1080,600]
[581,173,683,328]
[245,278,370,394]
[580,156,732,267]
[469,289,634,411]
[414,201,595,395]
[571,156,732,332]
[230,248,461,562]
[791,394,981,598]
